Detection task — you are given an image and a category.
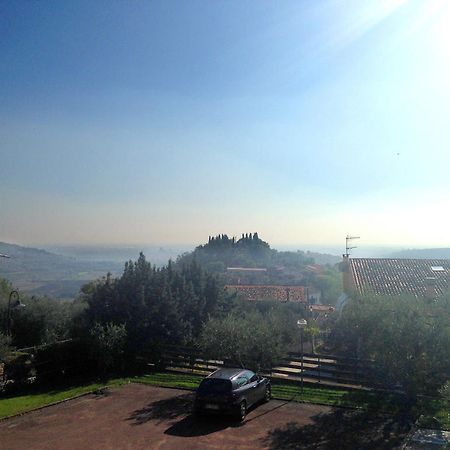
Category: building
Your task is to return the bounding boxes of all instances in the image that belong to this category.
[342,255,450,299]
[225,284,306,303]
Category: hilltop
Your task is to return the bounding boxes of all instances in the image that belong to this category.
[176,234,342,302]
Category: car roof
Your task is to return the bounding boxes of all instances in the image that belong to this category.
[207,368,250,380]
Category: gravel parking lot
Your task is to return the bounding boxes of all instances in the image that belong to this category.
[0,383,410,449]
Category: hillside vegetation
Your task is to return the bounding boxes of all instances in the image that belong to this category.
[176,233,342,303]
[0,237,341,302]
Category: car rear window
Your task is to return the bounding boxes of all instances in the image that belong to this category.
[198,378,232,395]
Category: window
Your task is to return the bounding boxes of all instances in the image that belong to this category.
[236,375,249,387]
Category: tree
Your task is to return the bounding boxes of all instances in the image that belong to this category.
[89,322,127,374]
[0,333,11,362]
[199,311,293,371]
[0,277,84,348]
[10,296,81,348]
[80,254,233,356]
[333,292,450,401]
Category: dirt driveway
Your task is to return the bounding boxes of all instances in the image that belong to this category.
[0,383,410,450]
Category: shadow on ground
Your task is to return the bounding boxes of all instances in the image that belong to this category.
[127,392,194,425]
[263,408,413,450]
[127,391,240,436]
[164,398,280,437]
[164,414,240,437]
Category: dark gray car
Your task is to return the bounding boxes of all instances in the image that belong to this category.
[194,368,271,421]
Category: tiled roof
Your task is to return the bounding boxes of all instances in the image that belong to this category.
[309,304,335,312]
[225,284,306,302]
[350,258,450,296]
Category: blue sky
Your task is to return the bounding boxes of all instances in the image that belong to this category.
[1,0,450,247]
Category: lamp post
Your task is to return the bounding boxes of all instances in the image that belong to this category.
[7,290,25,336]
[297,318,307,392]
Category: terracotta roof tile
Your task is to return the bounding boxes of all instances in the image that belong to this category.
[225,284,306,302]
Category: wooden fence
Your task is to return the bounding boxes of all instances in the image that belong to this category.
[151,345,376,391]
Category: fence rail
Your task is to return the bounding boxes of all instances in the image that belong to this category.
[2,341,378,392]
[155,345,376,391]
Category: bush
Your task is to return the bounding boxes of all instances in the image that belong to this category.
[198,311,292,371]
[0,333,12,363]
[34,339,93,382]
[89,323,127,374]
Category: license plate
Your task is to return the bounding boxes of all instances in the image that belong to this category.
[205,403,219,410]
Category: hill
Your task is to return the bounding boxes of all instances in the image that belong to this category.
[388,248,450,259]
[0,237,342,301]
[176,234,342,301]
[0,242,123,298]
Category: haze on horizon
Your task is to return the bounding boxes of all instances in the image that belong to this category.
[2,1,450,249]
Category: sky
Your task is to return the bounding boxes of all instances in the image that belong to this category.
[1,0,450,249]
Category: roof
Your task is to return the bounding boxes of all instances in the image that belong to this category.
[349,258,450,297]
[225,284,306,302]
[208,368,247,380]
[226,267,267,272]
[309,304,335,313]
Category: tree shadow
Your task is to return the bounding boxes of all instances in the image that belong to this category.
[127,390,241,436]
[263,408,413,450]
[164,414,239,437]
[127,392,194,425]
[164,398,270,437]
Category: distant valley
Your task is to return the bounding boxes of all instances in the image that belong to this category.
[0,242,190,299]
[387,248,450,259]
[3,239,448,300]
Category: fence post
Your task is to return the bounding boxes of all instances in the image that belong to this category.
[318,355,321,383]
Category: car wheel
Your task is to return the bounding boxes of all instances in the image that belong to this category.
[264,386,271,402]
[237,401,247,421]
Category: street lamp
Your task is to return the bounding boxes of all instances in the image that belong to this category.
[7,290,25,336]
[297,318,307,392]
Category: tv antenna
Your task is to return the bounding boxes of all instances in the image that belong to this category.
[345,235,360,257]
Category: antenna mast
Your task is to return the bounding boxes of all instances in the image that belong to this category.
[345,235,360,257]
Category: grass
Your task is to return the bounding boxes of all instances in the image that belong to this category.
[132,372,203,390]
[0,379,129,419]
[1,371,447,430]
[417,396,450,431]
[270,383,404,414]
[128,373,404,414]
[0,372,203,419]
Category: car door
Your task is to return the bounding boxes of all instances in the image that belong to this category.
[235,372,252,404]
[245,371,261,406]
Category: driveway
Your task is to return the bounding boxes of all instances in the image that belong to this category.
[0,383,410,449]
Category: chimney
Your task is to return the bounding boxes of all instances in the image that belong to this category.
[425,277,436,300]
[342,254,352,294]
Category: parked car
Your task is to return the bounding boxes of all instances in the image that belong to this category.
[194,368,271,421]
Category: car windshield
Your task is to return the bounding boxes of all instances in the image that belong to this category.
[198,379,232,395]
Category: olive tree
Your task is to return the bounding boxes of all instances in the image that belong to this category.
[334,292,450,401]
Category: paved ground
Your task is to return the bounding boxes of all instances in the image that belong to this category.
[402,428,450,449]
[0,384,410,450]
